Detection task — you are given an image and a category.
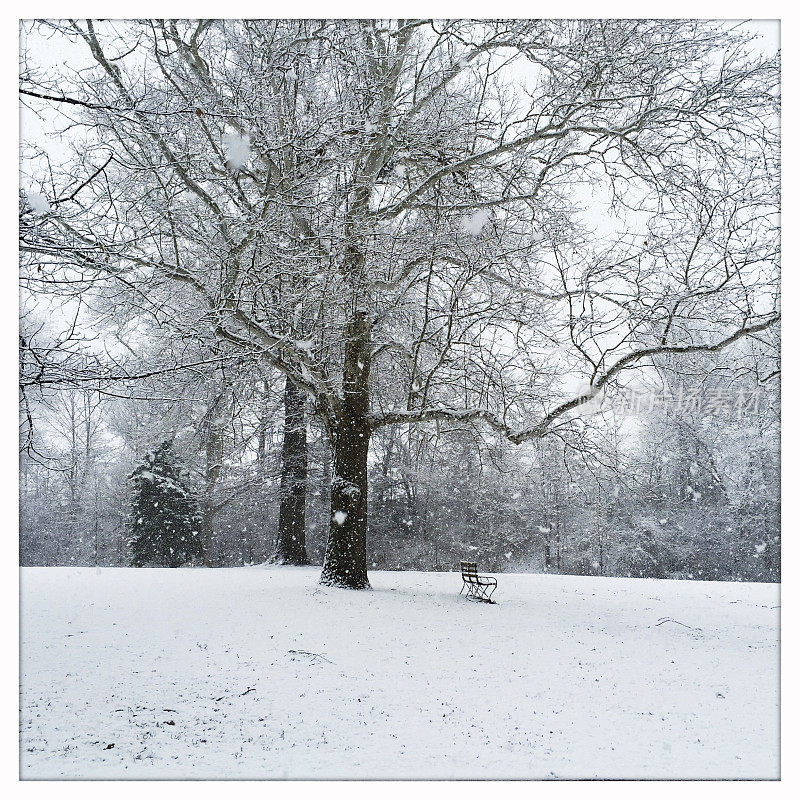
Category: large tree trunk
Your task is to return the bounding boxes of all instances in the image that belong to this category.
[274,377,309,565]
[320,311,371,589]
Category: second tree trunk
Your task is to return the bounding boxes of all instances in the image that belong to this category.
[274,377,309,565]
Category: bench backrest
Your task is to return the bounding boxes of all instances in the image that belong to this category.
[461,561,478,578]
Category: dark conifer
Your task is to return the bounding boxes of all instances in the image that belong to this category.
[127,441,203,568]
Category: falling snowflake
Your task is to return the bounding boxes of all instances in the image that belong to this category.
[222,132,252,172]
[461,209,491,236]
[26,189,51,215]
[333,511,348,526]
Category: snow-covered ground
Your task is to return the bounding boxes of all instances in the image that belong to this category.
[20,566,779,779]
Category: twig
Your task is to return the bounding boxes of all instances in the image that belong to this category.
[288,649,333,664]
[654,617,700,631]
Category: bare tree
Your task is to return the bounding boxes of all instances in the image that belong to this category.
[21,19,779,588]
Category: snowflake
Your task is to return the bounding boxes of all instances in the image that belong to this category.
[461,209,491,236]
[222,132,252,172]
[26,189,51,215]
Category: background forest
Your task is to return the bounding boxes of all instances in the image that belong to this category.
[20,356,779,581]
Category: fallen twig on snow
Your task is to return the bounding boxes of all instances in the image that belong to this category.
[654,617,701,631]
[288,649,333,664]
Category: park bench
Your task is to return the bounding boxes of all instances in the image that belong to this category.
[459,561,497,603]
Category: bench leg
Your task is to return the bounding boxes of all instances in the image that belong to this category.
[471,583,497,603]
[462,580,497,604]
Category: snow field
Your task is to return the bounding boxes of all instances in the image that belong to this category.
[20,566,779,779]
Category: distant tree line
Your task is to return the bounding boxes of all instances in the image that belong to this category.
[20,346,779,582]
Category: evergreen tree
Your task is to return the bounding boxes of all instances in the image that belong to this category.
[127,441,203,567]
